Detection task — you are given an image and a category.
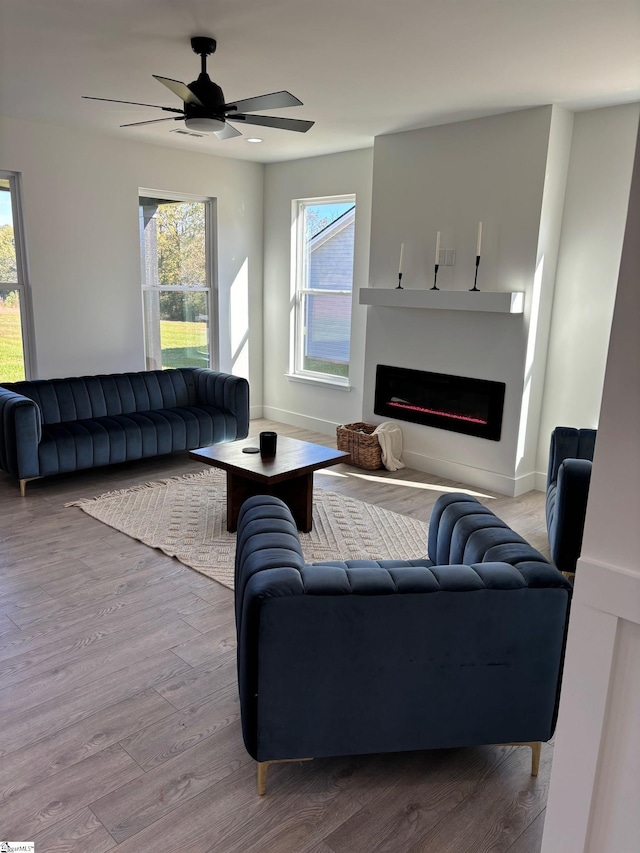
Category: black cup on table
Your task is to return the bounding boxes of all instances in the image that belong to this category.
[259,431,277,457]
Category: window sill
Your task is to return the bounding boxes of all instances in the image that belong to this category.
[285,373,352,391]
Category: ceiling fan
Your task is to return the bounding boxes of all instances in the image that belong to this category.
[83,36,314,140]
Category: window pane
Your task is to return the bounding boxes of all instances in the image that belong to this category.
[144,290,209,370]
[140,193,212,371]
[295,197,355,380]
[140,199,206,287]
[0,290,26,381]
[0,179,17,284]
[303,292,351,378]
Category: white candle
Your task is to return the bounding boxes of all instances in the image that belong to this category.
[476,221,483,257]
[399,243,405,275]
[435,231,441,264]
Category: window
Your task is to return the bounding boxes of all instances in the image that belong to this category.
[0,171,33,382]
[139,192,215,370]
[292,196,356,383]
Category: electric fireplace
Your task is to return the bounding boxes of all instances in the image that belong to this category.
[374,365,505,441]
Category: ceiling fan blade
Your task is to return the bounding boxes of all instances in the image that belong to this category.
[231,114,314,133]
[120,117,181,128]
[224,90,302,114]
[215,123,243,140]
[83,96,183,114]
[153,75,203,106]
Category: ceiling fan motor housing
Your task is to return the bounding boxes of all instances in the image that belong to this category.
[187,75,226,112]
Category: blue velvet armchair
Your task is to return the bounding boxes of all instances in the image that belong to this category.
[546,426,597,574]
[234,492,572,794]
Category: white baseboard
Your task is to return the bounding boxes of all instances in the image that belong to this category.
[261,405,339,437]
[514,471,539,496]
[400,449,519,497]
[534,470,548,492]
[249,405,263,420]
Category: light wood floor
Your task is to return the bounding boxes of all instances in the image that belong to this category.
[0,419,553,852]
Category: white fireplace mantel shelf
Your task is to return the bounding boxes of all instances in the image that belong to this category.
[359,288,524,314]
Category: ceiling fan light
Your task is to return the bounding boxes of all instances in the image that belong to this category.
[184,116,225,133]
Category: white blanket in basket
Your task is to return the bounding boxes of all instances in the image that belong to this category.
[373,422,405,471]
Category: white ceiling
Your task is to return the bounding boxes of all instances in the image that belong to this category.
[1,0,639,164]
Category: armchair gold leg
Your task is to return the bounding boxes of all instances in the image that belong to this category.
[257,762,268,796]
[507,741,542,776]
[20,477,40,497]
[257,758,313,795]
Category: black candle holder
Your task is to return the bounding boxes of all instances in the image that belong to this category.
[430,263,440,290]
[470,255,481,291]
[396,272,403,289]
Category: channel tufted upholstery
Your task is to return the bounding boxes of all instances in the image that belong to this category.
[546,426,596,574]
[234,492,572,783]
[0,367,249,487]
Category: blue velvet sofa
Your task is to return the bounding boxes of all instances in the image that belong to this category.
[0,367,249,494]
[235,492,572,794]
[546,426,596,575]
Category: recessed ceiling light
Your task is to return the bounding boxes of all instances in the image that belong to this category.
[246,137,263,143]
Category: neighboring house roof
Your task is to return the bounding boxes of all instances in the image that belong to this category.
[308,206,355,252]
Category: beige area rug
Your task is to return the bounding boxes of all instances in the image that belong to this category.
[66,468,430,590]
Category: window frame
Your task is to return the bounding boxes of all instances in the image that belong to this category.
[290,194,356,388]
[139,188,218,371]
[0,170,36,380]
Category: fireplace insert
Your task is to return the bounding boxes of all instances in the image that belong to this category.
[374,365,505,441]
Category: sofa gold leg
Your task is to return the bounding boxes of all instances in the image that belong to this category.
[257,758,313,795]
[507,741,542,775]
[530,741,541,776]
[19,477,40,497]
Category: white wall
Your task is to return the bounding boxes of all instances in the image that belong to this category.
[542,123,640,853]
[363,107,559,494]
[535,104,640,484]
[262,148,374,434]
[0,115,264,411]
[516,107,574,481]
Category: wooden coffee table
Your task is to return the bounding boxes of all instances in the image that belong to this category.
[189,436,350,532]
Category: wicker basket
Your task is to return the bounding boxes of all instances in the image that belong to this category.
[336,422,383,470]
